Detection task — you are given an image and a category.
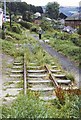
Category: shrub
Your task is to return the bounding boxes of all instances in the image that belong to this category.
[40,20,53,31]
[30,26,37,32]
[6,31,22,40]
[19,21,32,29]
[70,34,80,46]
[12,25,20,33]
[11,23,22,34]
[2,30,5,39]
[78,25,81,35]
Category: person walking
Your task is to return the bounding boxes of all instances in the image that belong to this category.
[38,27,42,39]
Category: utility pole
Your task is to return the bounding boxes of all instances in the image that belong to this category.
[4,0,6,22]
[9,2,12,28]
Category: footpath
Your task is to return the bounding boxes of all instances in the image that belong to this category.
[31,34,81,88]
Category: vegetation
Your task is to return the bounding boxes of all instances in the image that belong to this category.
[42,31,80,66]
[1,2,80,118]
[19,20,33,29]
[45,2,59,19]
[5,2,43,15]
[2,91,81,118]
[40,19,53,31]
[78,25,81,35]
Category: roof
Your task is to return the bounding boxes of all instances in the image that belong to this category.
[63,26,74,31]
[59,12,67,19]
[59,6,79,17]
[65,12,81,20]
[34,12,41,17]
[44,17,52,21]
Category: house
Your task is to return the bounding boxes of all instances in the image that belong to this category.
[34,12,41,19]
[63,26,75,33]
[59,12,68,19]
[65,12,81,28]
[34,12,42,25]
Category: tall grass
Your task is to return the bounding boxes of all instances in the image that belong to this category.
[2,91,81,118]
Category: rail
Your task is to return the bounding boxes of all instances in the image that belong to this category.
[23,54,27,95]
[45,65,59,88]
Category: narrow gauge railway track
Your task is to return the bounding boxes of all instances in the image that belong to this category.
[2,54,78,104]
[24,59,78,101]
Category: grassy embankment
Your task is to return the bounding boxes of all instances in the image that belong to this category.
[42,30,80,67]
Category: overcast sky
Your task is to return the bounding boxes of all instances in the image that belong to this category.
[21,0,80,6]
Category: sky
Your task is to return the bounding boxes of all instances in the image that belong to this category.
[21,0,80,6]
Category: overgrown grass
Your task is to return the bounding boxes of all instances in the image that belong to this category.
[2,91,81,118]
[42,31,80,66]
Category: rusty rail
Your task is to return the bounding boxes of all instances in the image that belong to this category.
[23,54,27,95]
[45,65,59,88]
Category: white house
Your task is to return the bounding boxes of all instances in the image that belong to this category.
[34,12,41,18]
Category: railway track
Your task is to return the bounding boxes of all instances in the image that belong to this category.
[25,58,77,101]
[2,53,78,104]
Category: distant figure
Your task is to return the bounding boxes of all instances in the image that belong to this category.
[38,27,42,39]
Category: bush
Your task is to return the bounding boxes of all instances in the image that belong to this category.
[2,30,5,39]
[19,21,32,29]
[40,20,53,31]
[30,26,37,32]
[78,25,81,35]
[6,31,22,40]
[11,23,22,34]
[70,34,80,46]
[12,25,20,33]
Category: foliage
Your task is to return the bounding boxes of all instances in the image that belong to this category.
[6,30,26,40]
[30,25,38,32]
[12,24,21,34]
[45,2,59,19]
[66,73,75,82]
[19,21,32,29]
[70,33,80,47]
[55,87,65,104]
[3,22,22,34]
[43,31,80,66]
[1,30,5,39]
[40,20,53,31]
[6,2,43,16]
[1,39,20,56]
[23,11,33,22]
[78,25,81,35]
[2,91,81,118]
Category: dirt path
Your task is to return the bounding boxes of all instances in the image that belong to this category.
[31,34,81,88]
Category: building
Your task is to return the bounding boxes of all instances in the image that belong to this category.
[59,12,68,19]
[65,12,81,28]
[34,12,42,25]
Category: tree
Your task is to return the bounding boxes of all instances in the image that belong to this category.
[23,11,33,22]
[36,6,43,13]
[45,2,59,19]
[78,25,81,35]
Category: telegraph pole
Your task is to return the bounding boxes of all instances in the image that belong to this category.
[4,0,6,22]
